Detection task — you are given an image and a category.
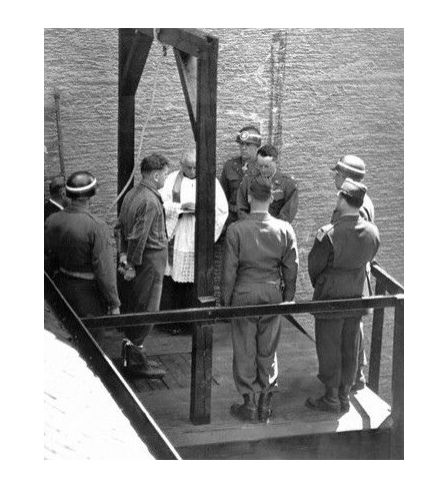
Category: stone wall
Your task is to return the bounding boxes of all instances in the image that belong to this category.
[44,28,404,299]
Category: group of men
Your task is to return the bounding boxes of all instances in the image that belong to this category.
[44,124,379,423]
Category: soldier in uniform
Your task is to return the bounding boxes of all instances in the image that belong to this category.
[116,153,169,378]
[236,144,298,224]
[306,179,380,413]
[331,154,375,391]
[44,175,67,221]
[222,176,298,423]
[44,171,121,331]
[219,125,261,227]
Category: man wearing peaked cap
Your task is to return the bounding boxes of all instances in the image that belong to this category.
[331,155,376,392]
[44,171,121,334]
[306,177,380,414]
[220,125,262,228]
[237,144,299,224]
[222,175,298,423]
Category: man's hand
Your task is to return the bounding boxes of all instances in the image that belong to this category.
[123,265,136,281]
[118,255,136,281]
[108,306,120,315]
[181,202,195,213]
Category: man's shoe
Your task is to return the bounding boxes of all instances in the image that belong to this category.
[339,385,351,413]
[305,387,340,413]
[121,339,166,379]
[350,380,366,392]
[230,394,257,422]
[258,392,273,423]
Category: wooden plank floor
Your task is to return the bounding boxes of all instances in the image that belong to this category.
[105,319,391,455]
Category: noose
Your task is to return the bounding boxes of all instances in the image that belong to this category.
[107,32,167,216]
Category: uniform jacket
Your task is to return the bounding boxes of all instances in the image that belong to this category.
[117,180,168,266]
[308,214,380,318]
[44,202,120,308]
[220,156,258,220]
[237,170,298,223]
[221,212,298,306]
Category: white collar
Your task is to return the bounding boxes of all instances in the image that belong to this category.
[49,198,64,210]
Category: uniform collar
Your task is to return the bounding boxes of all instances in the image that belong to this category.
[66,200,92,215]
[140,179,163,199]
[248,211,271,221]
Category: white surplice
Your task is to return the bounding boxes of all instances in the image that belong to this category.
[160,170,229,283]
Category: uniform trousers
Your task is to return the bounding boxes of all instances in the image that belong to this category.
[55,274,106,342]
[315,316,361,389]
[120,247,167,346]
[231,284,283,396]
[56,274,105,317]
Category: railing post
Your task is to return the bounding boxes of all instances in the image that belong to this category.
[190,297,215,424]
[368,279,387,393]
[390,296,404,459]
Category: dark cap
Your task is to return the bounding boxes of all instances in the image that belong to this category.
[249,176,272,201]
[332,155,366,180]
[49,175,65,195]
[236,127,262,147]
[339,178,367,207]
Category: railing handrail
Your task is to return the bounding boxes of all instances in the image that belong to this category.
[371,261,404,294]
[44,271,181,460]
[82,294,400,330]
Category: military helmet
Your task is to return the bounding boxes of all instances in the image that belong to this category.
[235,126,262,147]
[332,155,366,180]
[66,171,97,199]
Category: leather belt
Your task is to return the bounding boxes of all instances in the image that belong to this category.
[60,267,95,280]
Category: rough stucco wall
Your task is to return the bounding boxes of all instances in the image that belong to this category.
[44,28,403,301]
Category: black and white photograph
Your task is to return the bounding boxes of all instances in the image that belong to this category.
[42,25,404,462]
[5,1,444,479]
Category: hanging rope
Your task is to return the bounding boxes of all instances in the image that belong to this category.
[107,31,166,215]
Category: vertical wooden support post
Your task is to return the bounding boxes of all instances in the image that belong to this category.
[368,279,387,393]
[189,35,219,425]
[390,296,404,459]
[118,29,136,213]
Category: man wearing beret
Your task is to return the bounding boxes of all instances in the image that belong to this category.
[306,178,380,413]
[222,176,298,423]
[331,154,375,392]
[220,125,262,228]
[236,144,298,224]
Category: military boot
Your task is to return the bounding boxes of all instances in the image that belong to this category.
[258,392,273,423]
[305,387,341,413]
[121,339,166,379]
[339,385,351,413]
[230,394,257,422]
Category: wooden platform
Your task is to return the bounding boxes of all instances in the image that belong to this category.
[105,319,392,459]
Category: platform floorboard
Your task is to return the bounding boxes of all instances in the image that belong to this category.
[110,319,391,455]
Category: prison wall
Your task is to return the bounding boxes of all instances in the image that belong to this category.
[44,28,404,301]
